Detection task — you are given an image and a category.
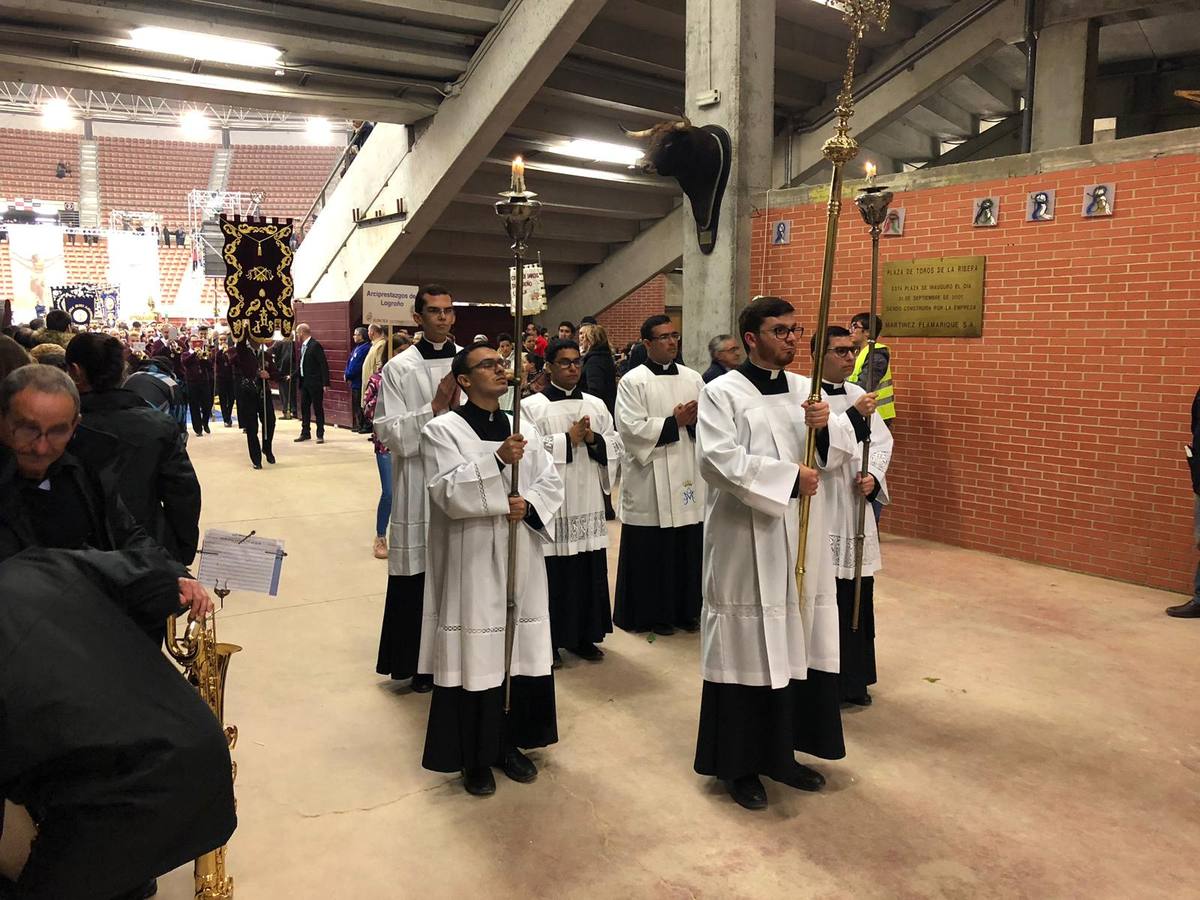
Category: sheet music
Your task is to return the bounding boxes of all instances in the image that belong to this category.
[196,528,286,596]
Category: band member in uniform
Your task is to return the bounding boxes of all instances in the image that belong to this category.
[692,296,858,810]
[372,286,461,691]
[418,342,563,795]
[523,338,622,664]
[181,334,214,436]
[613,315,706,636]
[232,341,278,469]
[815,326,891,705]
[214,333,237,427]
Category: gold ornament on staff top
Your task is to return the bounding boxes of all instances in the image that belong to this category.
[495,156,542,713]
[795,0,891,610]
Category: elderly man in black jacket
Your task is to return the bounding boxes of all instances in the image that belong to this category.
[0,364,211,627]
[1168,385,1200,618]
[0,547,236,900]
[65,333,202,565]
[293,323,330,443]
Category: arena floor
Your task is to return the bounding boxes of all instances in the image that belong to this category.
[160,414,1200,899]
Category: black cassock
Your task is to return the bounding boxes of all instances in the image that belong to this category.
[0,549,236,900]
[421,402,558,773]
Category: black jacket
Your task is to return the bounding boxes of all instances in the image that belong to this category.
[0,548,237,898]
[1190,385,1200,495]
[0,446,168,573]
[702,361,729,383]
[273,338,294,377]
[296,338,330,388]
[581,347,618,413]
[70,388,202,565]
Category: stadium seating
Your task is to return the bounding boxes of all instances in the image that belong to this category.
[97,136,218,225]
[0,128,81,204]
[227,144,341,221]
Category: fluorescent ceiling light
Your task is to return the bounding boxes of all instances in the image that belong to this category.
[179,109,212,139]
[305,116,332,144]
[41,97,74,130]
[130,26,282,68]
[547,138,644,166]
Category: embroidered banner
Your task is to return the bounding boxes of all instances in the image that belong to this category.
[221,215,295,345]
[49,283,121,329]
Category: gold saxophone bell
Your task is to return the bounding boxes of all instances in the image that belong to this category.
[167,614,240,900]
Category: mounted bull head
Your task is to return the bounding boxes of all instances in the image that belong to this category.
[622,118,731,255]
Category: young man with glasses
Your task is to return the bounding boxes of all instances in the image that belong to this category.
[813,325,890,706]
[693,296,860,811]
[524,338,624,666]
[373,285,462,692]
[848,312,895,428]
[613,314,707,636]
[418,341,564,796]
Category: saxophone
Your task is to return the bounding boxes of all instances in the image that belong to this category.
[167,614,241,900]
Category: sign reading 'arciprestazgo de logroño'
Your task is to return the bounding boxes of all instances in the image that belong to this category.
[882,255,986,337]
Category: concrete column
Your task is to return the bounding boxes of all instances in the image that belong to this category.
[681,0,775,371]
[1030,18,1099,152]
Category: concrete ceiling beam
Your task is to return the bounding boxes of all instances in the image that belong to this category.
[292,0,608,300]
[420,229,609,265]
[399,253,580,286]
[434,203,641,244]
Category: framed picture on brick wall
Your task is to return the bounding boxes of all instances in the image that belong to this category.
[1082,183,1115,217]
[1026,189,1055,221]
[882,207,905,237]
[972,196,999,227]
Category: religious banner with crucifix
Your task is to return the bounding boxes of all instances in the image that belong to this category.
[220,214,295,345]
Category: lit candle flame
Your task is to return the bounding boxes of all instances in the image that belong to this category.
[510,156,526,194]
[865,161,876,186]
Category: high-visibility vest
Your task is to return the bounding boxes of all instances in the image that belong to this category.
[849,342,895,421]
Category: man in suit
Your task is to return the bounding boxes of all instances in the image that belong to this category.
[293,323,330,444]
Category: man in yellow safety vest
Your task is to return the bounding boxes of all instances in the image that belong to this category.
[848,312,894,429]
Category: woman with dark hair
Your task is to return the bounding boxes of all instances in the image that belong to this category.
[65,333,202,565]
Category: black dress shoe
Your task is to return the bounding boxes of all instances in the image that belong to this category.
[224,422,233,428]
[552,647,563,669]
[499,748,537,783]
[463,767,496,797]
[410,673,433,693]
[678,617,701,633]
[252,461,263,470]
[316,436,325,444]
[771,762,826,792]
[652,623,676,636]
[203,424,211,434]
[1166,597,1200,618]
[264,449,276,465]
[844,691,872,707]
[574,643,604,661]
[724,774,767,810]
[294,434,310,442]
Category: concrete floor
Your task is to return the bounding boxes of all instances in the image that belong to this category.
[157,416,1200,899]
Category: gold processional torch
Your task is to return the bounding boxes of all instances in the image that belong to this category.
[167,597,240,900]
[851,163,893,631]
[795,0,891,607]
[494,157,542,712]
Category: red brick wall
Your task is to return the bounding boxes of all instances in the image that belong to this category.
[750,153,1200,593]
[597,274,667,349]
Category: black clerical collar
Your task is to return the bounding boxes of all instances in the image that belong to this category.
[417,338,456,360]
[543,382,582,401]
[737,360,789,395]
[822,381,847,395]
[644,360,678,376]
[453,400,511,440]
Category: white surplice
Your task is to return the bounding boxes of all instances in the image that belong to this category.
[522,387,622,558]
[614,362,706,528]
[372,340,461,576]
[696,368,857,688]
[417,412,565,691]
[824,381,894,579]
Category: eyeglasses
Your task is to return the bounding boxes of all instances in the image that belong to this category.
[826,346,857,357]
[468,358,506,372]
[849,323,866,331]
[648,332,681,343]
[423,307,454,318]
[761,325,804,341]
[11,422,75,446]
[553,358,582,368]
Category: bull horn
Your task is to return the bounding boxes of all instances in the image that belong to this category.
[619,122,655,139]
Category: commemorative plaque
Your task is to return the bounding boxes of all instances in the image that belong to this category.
[882,255,985,337]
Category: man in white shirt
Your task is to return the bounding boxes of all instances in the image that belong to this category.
[613,315,706,636]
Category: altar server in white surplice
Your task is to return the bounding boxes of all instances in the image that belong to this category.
[419,342,564,798]
[613,315,706,636]
[814,325,892,707]
[523,338,623,665]
[372,285,461,692]
[693,296,859,812]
